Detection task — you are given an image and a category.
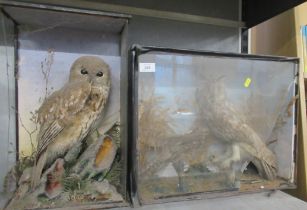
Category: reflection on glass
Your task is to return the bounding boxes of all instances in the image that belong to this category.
[136,51,296,203]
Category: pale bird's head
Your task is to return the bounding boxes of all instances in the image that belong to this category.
[69,56,111,87]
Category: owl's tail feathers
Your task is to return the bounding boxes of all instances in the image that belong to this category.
[253,158,277,180]
[31,151,47,190]
[252,147,277,180]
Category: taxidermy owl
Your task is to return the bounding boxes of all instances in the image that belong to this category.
[31,56,111,189]
[197,77,277,180]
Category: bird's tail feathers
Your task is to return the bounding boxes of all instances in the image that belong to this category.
[31,152,47,189]
[253,148,277,180]
[252,157,277,180]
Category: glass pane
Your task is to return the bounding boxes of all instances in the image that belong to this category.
[1,6,128,209]
[136,50,297,204]
[0,12,16,208]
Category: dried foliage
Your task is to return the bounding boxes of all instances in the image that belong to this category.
[18,49,55,157]
[137,91,215,180]
[138,94,174,167]
[40,49,55,102]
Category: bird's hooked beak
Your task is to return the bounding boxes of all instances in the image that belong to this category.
[87,76,94,84]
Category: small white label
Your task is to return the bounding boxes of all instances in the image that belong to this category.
[139,63,155,72]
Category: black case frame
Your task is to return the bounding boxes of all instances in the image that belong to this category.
[128,45,299,206]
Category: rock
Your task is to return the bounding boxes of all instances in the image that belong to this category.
[44,159,65,199]
[3,167,18,194]
[4,183,44,210]
[4,159,66,209]
[4,134,122,209]
[93,180,123,201]
[18,167,32,185]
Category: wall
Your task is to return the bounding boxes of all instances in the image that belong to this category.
[127,16,239,52]
[251,2,307,200]
[250,9,297,57]
[88,0,241,52]
[15,0,242,52]
[88,0,240,20]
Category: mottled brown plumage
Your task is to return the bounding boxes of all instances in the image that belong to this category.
[31,56,111,189]
[197,77,277,180]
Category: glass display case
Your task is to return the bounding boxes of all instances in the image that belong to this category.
[0,3,129,209]
[129,46,298,205]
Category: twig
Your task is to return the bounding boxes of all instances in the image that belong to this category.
[17,50,54,156]
[41,49,54,101]
[18,114,38,154]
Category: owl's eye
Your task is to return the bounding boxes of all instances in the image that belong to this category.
[81,68,88,75]
[96,71,103,77]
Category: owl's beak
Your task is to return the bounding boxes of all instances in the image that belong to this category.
[88,76,94,84]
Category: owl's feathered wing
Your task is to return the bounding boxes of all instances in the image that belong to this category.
[198,78,277,180]
[31,81,91,188]
[36,80,91,159]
